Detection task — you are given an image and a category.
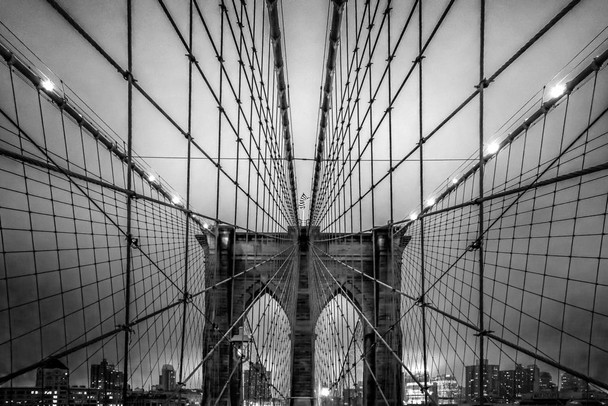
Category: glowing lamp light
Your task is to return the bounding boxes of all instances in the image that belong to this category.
[147,174,156,183]
[41,78,55,92]
[486,141,500,156]
[320,388,331,397]
[203,222,210,230]
[171,195,181,205]
[410,212,418,221]
[451,177,459,185]
[549,83,566,99]
[426,197,436,207]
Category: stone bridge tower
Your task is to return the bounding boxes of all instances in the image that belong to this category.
[199,225,409,406]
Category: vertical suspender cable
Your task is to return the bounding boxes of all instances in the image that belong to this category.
[477,1,486,405]
[122,0,134,401]
[417,1,429,404]
[367,1,376,231]
[387,5,394,225]
[178,0,195,385]
[309,0,347,229]
[216,6,225,223]
[266,0,300,227]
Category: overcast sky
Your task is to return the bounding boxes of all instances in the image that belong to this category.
[1,0,606,223]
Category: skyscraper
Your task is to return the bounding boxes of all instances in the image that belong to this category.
[465,360,500,400]
[36,358,69,389]
[90,358,124,404]
[433,374,461,404]
[159,364,176,391]
[91,359,124,391]
[32,358,70,405]
[560,373,589,393]
[523,365,540,394]
[499,364,539,400]
[244,361,272,401]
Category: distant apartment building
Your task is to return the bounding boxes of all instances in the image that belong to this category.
[0,358,70,405]
[71,385,101,405]
[499,364,539,400]
[405,374,461,405]
[433,374,462,404]
[244,361,272,401]
[90,358,124,404]
[465,360,500,400]
[342,382,363,406]
[560,372,589,393]
[158,365,177,392]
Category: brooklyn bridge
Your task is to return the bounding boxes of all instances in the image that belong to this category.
[0,1,607,405]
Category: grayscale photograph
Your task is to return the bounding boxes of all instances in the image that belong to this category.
[0,1,607,406]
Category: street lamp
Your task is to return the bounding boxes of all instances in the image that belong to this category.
[40,78,55,92]
[230,327,251,406]
[320,387,331,406]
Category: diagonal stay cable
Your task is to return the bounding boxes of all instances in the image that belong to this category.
[0,144,292,242]
[310,245,439,406]
[313,0,385,224]
[242,288,292,400]
[0,40,290,240]
[156,0,291,227]
[0,96,211,349]
[422,100,608,298]
[0,241,296,384]
[415,54,608,222]
[310,260,391,406]
[0,104,191,296]
[190,243,295,299]
[313,244,418,302]
[0,287,184,385]
[181,245,297,384]
[323,0,582,229]
[192,0,296,224]
[43,0,287,231]
[315,0,453,226]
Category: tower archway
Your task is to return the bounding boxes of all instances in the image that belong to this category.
[314,294,364,405]
[244,293,293,405]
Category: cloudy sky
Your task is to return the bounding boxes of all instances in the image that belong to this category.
[1,0,605,222]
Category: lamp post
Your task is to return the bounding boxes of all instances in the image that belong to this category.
[320,387,331,406]
[230,327,251,406]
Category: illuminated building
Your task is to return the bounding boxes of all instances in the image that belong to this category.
[0,359,69,405]
[499,364,539,400]
[465,360,499,400]
[244,361,272,402]
[560,373,589,394]
[159,365,177,392]
[404,374,460,405]
[90,358,124,404]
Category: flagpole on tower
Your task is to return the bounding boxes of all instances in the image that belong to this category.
[299,193,309,227]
